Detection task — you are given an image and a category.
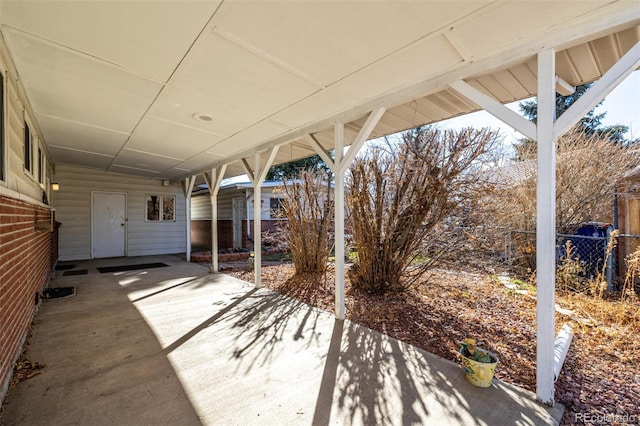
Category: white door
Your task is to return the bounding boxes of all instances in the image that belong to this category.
[232,198,244,249]
[92,192,126,258]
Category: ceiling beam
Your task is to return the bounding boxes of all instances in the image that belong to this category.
[256,146,280,185]
[205,164,227,196]
[305,134,335,172]
[188,6,639,179]
[339,108,385,174]
[449,80,537,141]
[240,159,255,185]
[554,39,640,139]
[182,175,196,198]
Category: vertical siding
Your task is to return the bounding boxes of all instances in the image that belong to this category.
[53,165,186,260]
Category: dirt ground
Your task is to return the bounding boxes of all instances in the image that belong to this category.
[226,262,640,426]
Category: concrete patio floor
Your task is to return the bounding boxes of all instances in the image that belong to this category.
[1,255,563,425]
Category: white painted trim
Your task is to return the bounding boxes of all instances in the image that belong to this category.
[0,184,53,209]
[240,158,254,185]
[331,110,384,319]
[334,122,345,320]
[554,39,640,139]
[448,80,537,141]
[0,62,7,185]
[251,146,279,287]
[256,146,280,184]
[184,176,196,262]
[253,152,263,287]
[189,3,640,179]
[536,48,557,406]
[305,134,336,172]
[339,108,385,174]
[209,164,227,272]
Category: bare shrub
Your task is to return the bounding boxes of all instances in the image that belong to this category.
[622,245,640,302]
[279,169,333,274]
[346,126,501,294]
[496,128,637,235]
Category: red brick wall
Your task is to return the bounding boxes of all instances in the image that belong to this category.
[190,220,233,250]
[190,220,212,248]
[190,219,284,251]
[0,196,55,400]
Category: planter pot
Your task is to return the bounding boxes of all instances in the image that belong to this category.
[460,349,498,388]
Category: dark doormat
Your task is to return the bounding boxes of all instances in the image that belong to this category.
[43,287,75,299]
[54,263,76,271]
[97,262,169,273]
[63,269,88,276]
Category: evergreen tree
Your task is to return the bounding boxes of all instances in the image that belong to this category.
[514,83,632,160]
[266,154,330,180]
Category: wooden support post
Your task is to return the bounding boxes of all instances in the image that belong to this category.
[207,165,227,272]
[334,123,346,320]
[332,108,385,319]
[536,48,556,406]
[183,175,196,262]
[249,146,280,287]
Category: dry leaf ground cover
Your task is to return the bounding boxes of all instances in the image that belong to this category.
[226,262,640,425]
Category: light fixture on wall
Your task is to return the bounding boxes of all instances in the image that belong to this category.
[51,182,60,191]
[162,179,170,187]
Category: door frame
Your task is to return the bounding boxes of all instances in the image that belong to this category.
[91,191,127,258]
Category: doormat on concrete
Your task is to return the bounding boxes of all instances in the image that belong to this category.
[43,286,75,299]
[63,269,88,276]
[96,262,169,273]
[54,263,76,271]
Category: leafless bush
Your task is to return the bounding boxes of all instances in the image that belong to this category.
[346,126,501,294]
[622,245,640,302]
[495,128,637,235]
[279,170,334,274]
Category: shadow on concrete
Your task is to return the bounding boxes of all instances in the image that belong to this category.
[308,317,561,425]
[0,257,204,425]
[163,288,258,355]
[225,290,324,374]
[2,255,561,425]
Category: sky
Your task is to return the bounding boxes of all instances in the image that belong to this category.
[438,70,640,147]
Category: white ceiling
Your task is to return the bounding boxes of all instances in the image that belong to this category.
[0,1,638,182]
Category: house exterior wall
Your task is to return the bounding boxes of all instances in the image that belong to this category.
[0,197,54,403]
[191,189,244,221]
[52,164,186,261]
[190,188,285,251]
[0,33,55,405]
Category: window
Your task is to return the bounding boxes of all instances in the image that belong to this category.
[38,146,44,184]
[24,121,32,173]
[146,194,175,222]
[0,68,5,182]
[270,197,285,218]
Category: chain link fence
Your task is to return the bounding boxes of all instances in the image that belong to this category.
[504,229,613,285]
[504,229,640,290]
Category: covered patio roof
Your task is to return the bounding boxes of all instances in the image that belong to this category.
[2,0,639,408]
[0,1,638,182]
